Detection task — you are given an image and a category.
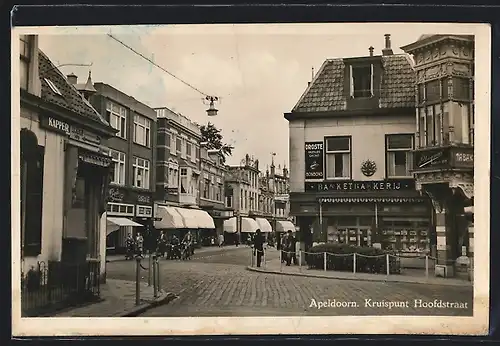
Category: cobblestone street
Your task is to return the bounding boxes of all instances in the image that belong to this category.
[105,246,473,317]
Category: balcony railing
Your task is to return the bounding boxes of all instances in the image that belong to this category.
[21,260,100,317]
[412,145,473,172]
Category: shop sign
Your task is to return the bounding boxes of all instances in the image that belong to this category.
[304,142,324,180]
[305,179,415,192]
[40,115,101,146]
[453,151,474,167]
[137,194,151,204]
[414,148,449,169]
[40,116,71,135]
[167,187,179,196]
[108,187,125,202]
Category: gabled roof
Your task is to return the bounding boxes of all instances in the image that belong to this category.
[291,54,415,113]
[38,50,109,126]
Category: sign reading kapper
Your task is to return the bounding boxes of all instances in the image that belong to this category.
[305,142,324,180]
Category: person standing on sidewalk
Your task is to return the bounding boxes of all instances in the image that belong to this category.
[253,229,264,267]
[218,233,224,247]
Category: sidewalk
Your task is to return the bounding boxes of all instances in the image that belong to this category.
[52,279,177,317]
[106,245,241,263]
[247,256,472,287]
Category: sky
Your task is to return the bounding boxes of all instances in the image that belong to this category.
[35,23,476,170]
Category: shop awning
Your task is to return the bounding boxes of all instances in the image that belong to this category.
[190,209,216,229]
[154,206,185,229]
[255,218,273,233]
[173,207,199,229]
[223,217,238,234]
[223,217,260,233]
[107,217,143,235]
[464,206,474,214]
[276,220,296,233]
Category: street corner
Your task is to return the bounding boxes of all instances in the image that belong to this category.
[120,290,179,317]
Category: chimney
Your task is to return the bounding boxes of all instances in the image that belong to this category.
[67,73,78,85]
[382,34,394,56]
[368,46,374,57]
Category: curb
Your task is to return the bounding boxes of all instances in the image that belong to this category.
[119,291,178,317]
[246,266,472,287]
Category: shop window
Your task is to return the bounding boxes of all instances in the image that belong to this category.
[19,35,31,90]
[453,77,471,100]
[170,134,176,154]
[106,101,127,139]
[176,137,182,155]
[350,64,373,98]
[20,129,44,257]
[133,157,150,189]
[386,134,413,178]
[133,115,151,147]
[110,149,126,185]
[325,136,351,179]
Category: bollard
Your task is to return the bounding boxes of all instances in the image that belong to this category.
[353,253,357,275]
[279,250,283,272]
[299,250,302,272]
[148,254,152,286]
[153,257,158,298]
[386,254,390,276]
[135,257,141,306]
[250,248,254,267]
[323,252,327,271]
[425,255,429,279]
[156,257,161,291]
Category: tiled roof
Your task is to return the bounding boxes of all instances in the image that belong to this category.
[292,54,415,113]
[38,51,110,126]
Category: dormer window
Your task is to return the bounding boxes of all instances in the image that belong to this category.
[350,64,374,98]
[44,78,63,96]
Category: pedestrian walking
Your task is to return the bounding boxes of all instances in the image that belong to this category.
[253,229,264,267]
[218,233,224,247]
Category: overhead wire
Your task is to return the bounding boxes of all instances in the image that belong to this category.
[106,33,213,99]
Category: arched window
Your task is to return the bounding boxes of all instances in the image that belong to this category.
[20,129,45,257]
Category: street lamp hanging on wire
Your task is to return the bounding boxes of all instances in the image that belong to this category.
[204,96,219,116]
[107,34,221,117]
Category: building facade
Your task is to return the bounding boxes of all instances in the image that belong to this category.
[88,82,157,254]
[401,35,475,277]
[153,107,215,241]
[285,35,433,253]
[224,155,261,243]
[19,35,115,296]
[198,144,234,244]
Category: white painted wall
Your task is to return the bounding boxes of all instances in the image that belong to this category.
[20,110,65,272]
[289,114,416,193]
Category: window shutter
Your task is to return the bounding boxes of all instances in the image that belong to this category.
[349,65,354,97]
[24,145,44,257]
[370,64,374,96]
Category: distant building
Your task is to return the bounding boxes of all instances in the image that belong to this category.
[153,107,215,240]
[224,155,261,243]
[198,144,234,245]
[86,82,157,255]
[269,163,293,233]
[285,34,432,254]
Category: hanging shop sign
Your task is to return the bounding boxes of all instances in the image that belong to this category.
[304,142,324,180]
[305,179,415,192]
[39,115,102,146]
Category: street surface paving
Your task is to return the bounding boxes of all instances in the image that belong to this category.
[106,246,473,317]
